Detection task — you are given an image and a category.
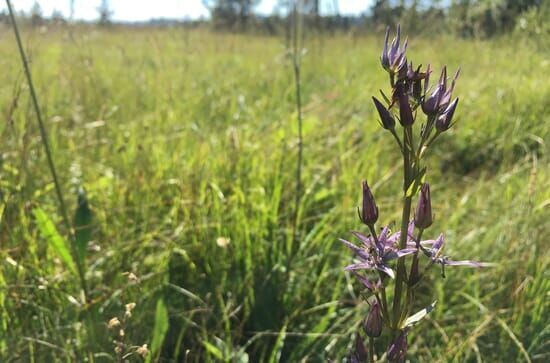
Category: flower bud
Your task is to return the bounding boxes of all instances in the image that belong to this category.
[364,301,383,337]
[414,183,433,229]
[436,98,459,132]
[396,83,414,126]
[381,25,408,75]
[359,181,378,226]
[387,331,408,362]
[355,333,368,362]
[422,85,442,116]
[372,97,395,130]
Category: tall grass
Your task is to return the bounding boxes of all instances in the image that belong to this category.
[0,26,547,362]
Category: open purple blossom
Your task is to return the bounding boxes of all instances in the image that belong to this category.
[340,227,416,279]
[381,25,408,76]
[416,234,489,277]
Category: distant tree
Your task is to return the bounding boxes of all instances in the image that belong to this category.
[449,0,543,37]
[30,1,43,26]
[70,0,75,20]
[97,0,113,26]
[371,0,396,29]
[203,0,260,30]
[51,9,66,24]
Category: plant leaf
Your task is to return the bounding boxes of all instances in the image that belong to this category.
[405,167,427,198]
[147,299,169,363]
[33,207,77,275]
[402,301,437,328]
[202,340,224,360]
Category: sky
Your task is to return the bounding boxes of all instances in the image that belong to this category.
[1,1,371,22]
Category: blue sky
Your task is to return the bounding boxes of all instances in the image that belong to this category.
[1,1,371,21]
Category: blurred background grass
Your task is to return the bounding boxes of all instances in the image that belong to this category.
[0,19,548,362]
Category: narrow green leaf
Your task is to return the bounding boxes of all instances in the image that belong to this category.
[405,167,427,197]
[33,207,77,275]
[147,299,169,363]
[202,340,224,360]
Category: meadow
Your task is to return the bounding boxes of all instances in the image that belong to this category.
[0,25,548,362]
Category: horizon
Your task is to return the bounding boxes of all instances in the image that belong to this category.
[1,1,372,22]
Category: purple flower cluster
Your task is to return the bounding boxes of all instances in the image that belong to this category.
[341,26,489,362]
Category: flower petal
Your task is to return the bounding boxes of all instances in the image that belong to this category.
[351,231,376,249]
[339,238,370,260]
[345,262,375,271]
[353,273,378,291]
[376,264,395,279]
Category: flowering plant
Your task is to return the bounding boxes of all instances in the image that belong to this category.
[342,26,489,362]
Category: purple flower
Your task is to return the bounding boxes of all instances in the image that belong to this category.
[364,300,383,337]
[381,25,408,76]
[396,82,414,126]
[355,333,369,362]
[422,66,460,118]
[387,330,408,362]
[436,98,459,132]
[419,234,489,277]
[341,227,416,279]
[372,96,395,130]
[358,181,378,226]
[414,183,433,230]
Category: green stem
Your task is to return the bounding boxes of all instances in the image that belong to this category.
[392,126,413,331]
[408,229,424,287]
[391,196,412,330]
[369,337,375,363]
[390,128,404,155]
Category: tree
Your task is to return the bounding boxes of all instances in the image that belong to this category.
[203,0,259,30]
[30,1,43,26]
[97,0,113,26]
[51,9,66,24]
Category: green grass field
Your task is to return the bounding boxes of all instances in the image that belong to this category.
[0,26,548,362]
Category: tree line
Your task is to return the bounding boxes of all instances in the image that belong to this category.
[1,0,547,39]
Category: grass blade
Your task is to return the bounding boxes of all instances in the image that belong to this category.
[33,207,77,275]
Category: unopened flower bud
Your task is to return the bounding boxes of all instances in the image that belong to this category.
[415,183,433,229]
[381,25,408,75]
[354,333,368,362]
[396,83,414,126]
[387,331,408,362]
[436,98,459,132]
[359,181,378,226]
[422,85,442,116]
[372,97,395,130]
[364,301,383,337]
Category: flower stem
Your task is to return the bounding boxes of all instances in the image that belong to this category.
[392,126,413,331]
[369,337,375,363]
[409,229,424,287]
[368,224,389,320]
